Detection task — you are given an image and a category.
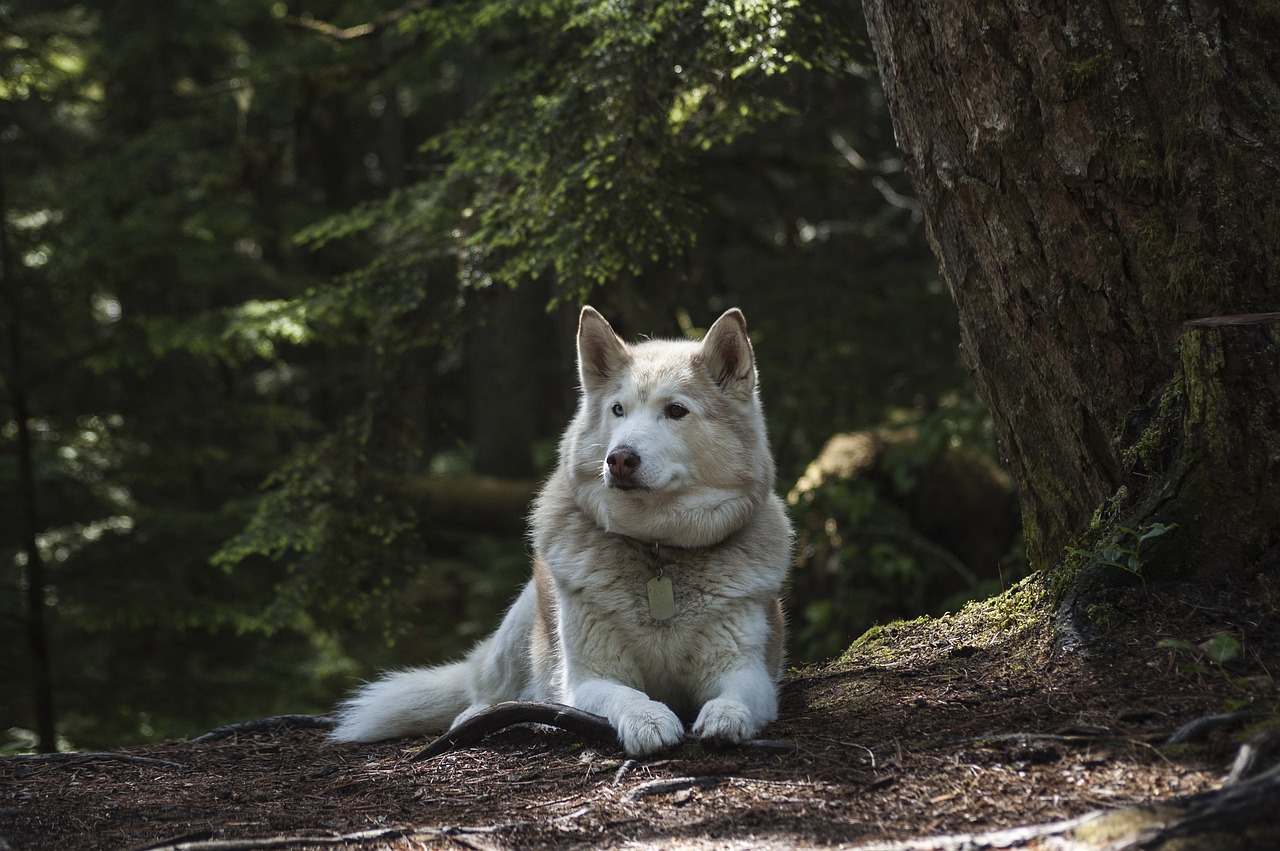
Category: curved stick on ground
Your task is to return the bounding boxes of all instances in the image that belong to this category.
[1164,711,1257,746]
[621,775,726,802]
[410,701,618,761]
[733,738,798,754]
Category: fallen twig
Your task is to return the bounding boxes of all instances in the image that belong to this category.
[1165,711,1257,746]
[944,731,1112,748]
[611,758,638,786]
[732,738,799,754]
[138,826,410,850]
[621,775,726,802]
[138,822,527,851]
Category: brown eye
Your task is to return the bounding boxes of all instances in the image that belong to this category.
[665,403,689,420]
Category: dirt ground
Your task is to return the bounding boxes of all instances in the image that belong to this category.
[3,573,1277,850]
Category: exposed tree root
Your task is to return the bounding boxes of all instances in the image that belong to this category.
[852,758,1280,851]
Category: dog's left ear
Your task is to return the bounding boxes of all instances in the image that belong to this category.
[700,308,756,398]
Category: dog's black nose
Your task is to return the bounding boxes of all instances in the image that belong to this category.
[606,446,641,478]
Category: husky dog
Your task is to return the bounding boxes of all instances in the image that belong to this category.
[331,306,792,756]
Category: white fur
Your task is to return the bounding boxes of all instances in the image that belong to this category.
[330,307,793,756]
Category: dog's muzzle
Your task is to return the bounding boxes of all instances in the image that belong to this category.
[606,445,642,489]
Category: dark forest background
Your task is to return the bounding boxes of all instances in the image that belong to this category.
[2,0,1025,751]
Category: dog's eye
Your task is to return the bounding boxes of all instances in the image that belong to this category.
[611,403,625,417]
[665,403,689,420]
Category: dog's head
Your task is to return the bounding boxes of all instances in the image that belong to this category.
[565,306,775,547]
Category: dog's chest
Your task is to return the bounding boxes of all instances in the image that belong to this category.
[569,542,732,627]
[627,542,702,622]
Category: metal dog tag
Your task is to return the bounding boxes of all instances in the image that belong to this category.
[647,575,676,621]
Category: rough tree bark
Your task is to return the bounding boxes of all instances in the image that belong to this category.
[861,1,1280,579]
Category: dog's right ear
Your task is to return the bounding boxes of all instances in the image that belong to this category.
[577,306,631,393]
[700,307,756,399]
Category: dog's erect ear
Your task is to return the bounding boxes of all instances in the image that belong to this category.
[577,306,631,393]
[700,308,756,397]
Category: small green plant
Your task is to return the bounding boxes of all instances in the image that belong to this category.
[1,729,38,756]
[1157,632,1258,704]
[1067,522,1178,588]
[1158,632,1242,668]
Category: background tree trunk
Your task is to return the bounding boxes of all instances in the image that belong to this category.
[467,280,556,478]
[1,150,59,753]
[861,0,1280,576]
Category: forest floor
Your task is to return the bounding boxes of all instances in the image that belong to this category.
[4,572,1279,850]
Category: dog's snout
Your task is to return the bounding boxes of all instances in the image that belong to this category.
[606,446,641,478]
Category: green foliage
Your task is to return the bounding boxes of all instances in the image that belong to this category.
[211,411,430,636]
[296,0,865,305]
[1,731,38,756]
[1066,522,1178,589]
[1156,631,1262,704]
[788,400,1025,662]
[1,0,374,746]
[878,395,998,494]
[1158,632,1240,667]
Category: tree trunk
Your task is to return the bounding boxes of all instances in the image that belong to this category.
[466,280,551,478]
[0,140,59,752]
[861,1,1280,576]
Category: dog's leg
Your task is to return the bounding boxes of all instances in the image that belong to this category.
[570,678,686,756]
[691,664,778,744]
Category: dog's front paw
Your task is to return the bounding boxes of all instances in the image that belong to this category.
[692,698,758,744]
[615,701,685,756]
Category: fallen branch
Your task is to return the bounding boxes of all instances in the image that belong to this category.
[733,738,799,754]
[139,826,413,850]
[944,731,1113,748]
[408,700,798,761]
[143,820,538,850]
[410,702,618,761]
